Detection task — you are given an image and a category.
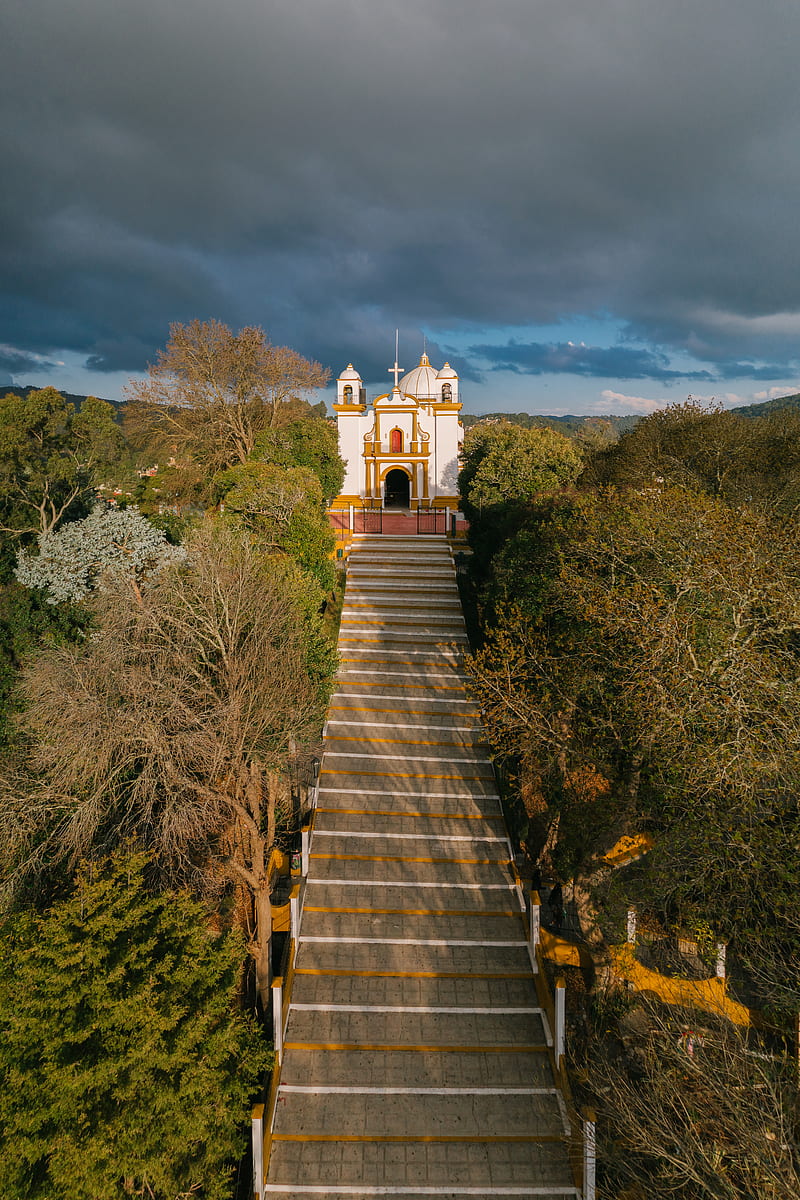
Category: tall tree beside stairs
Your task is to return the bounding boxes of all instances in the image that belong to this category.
[1,522,335,1012]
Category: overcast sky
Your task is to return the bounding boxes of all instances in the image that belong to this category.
[4,0,800,416]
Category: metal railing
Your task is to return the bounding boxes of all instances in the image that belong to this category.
[357,507,383,533]
[416,508,447,534]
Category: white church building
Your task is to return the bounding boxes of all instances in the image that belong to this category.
[331,352,465,514]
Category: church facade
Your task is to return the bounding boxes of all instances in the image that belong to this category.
[331,352,464,512]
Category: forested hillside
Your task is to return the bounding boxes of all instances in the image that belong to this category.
[0,322,342,1199]
[459,405,800,1198]
[461,388,800,441]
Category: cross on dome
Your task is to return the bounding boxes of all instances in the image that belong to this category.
[388,328,403,389]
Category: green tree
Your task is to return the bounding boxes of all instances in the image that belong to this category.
[253,415,345,504]
[468,488,800,1003]
[0,850,266,1200]
[0,389,124,543]
[0,583,87,749]
[15,504,186,605]
[458,419,583,513]
[582,399,800,511]
[218,461,336,592]
[125,320,329,474]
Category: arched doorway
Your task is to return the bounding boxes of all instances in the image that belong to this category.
[384,468,410,508]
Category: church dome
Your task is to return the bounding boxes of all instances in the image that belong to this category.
[338,363,361,381]
[399,353,439,398]
[436,362,458,379]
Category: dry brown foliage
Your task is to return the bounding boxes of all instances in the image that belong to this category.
[124,319,329,472]
[588,998,800,1199]
[2,522,331,1007]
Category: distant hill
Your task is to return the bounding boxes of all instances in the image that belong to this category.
[729,392,800,419]
[461,410,639,437]
[462,393,800,437]
[7,383,800,436]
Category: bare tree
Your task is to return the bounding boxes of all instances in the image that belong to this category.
[124,320,329,472]
[586,997,800,1199]
[5,522,334,1009]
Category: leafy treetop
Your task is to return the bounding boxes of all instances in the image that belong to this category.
[252,415,345,504]
[15,504,186,606]
[0,389,124,542]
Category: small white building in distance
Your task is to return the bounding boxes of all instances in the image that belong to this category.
[331,352,464,512]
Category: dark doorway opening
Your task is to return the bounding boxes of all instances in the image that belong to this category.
[384,468,410,508]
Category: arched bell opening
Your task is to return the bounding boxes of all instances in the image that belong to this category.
[384,468,411,509]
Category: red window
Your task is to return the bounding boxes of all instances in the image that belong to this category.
[390,428,403,453]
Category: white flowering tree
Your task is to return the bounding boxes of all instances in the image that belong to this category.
[15,504,185,605]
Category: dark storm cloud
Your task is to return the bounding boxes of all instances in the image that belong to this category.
[0,346,60,377]
[468,339,800,384]
[468,340,714,381]
[4,0,800,382]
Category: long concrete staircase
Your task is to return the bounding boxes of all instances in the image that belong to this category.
[263,534,580,1199]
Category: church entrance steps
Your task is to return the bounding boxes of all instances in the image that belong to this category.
[261,535,581,1200]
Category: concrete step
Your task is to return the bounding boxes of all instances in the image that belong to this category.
[315,793,502,818]
[345,582,461,594]
[312,812,505,838]
[278,1045,555,1088]
[307,857,512,886]
[284,1006,548,1049]
[302,880,519,915]
[340,617,466,631]
[318,771,497,799]
[349,541,452,553]
[299,911,524,944]
[288,973,538,1009]
[272,1089,564,1139]
[294,939,533,976]
[338,633,468,647]
[265,1149,577,1200]
[324,729,482,751]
